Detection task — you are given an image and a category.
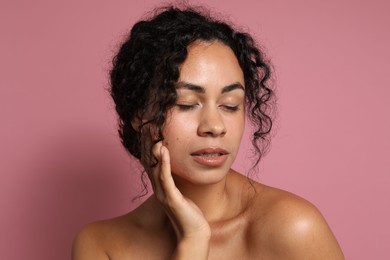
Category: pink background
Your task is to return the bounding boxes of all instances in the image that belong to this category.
[1,0,389,259]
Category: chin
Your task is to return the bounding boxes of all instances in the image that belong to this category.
[172,166,231,186]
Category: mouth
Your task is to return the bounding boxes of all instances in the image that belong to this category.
[193,153,224,157]
[191,147,228,156]
[190,148,229,167]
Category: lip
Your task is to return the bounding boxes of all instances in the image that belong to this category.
[190,148,229,167]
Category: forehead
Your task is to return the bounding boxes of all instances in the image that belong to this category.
[178,41,244,88]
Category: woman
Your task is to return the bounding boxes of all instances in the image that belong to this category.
[73,5,344,259]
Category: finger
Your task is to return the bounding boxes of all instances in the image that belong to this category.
[159,145,183,202]
[152,141,163,161]
[148,141,164,197]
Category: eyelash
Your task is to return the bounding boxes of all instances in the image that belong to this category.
[176,104,197,111]
[176,104,240,112]
[223,105,240,112]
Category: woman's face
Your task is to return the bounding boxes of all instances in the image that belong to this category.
[162,40,245,185]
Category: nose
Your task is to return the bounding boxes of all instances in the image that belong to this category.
[197,106,227,137]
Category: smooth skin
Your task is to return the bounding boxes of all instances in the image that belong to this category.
[72,41,344,259]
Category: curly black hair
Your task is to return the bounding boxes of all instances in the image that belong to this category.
[110,5,274,177]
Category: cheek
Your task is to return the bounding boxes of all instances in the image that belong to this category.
[164,131,191,148]
[226,114,245,135]
[162,127,186,150]
[163,115,195,144]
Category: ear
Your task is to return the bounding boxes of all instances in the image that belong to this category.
[131,116,160,140]
[131,115,142,132]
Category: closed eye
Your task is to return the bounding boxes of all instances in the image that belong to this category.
[176,104,197,111]
[222,105,240,112]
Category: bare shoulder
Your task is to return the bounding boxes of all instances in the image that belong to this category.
[72,220,111,260]
[247,184,344,259]
[71,213,140,260]
[72,198,174,260]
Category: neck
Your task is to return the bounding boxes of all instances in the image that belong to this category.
[171,170,234,222]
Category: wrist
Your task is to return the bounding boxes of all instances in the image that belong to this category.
[172,235,211,260]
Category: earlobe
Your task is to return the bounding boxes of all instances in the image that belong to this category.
[149,125,160,140]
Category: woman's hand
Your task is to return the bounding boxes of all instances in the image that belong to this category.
[148,141,211,259]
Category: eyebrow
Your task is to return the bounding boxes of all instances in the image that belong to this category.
[175,82,244,94]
